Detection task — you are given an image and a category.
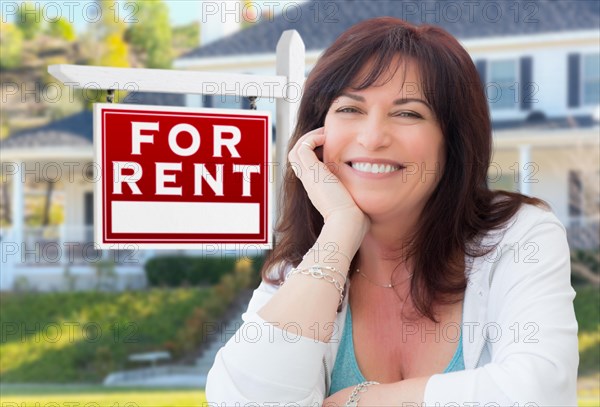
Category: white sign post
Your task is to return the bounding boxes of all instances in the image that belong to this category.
[49,30,305,249]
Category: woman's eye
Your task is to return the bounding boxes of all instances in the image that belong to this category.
[394,111,422,119]
[336,107,361,114]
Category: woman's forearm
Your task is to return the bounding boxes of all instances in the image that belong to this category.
[376,377,428,406]
[257,213,366,343]
[324,377,429,406]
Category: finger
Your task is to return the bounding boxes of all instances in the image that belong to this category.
[288,127,325,176]
[296,131,326,169]
[299,127,325,147]
[299,129,324,150]
[290,127,324,159]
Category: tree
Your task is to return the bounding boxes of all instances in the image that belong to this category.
[80,0,131,107]
[241,0,269,29]
[47,17,76,41]
[15,2,43,40]
[99,33,129,67]
[172,22,200,52]
[97,0,127,38]
[0,174,11,227]
[41,181,54,226]
[0,22,23,69]
[126,0,172,68]
[87,0,130,65]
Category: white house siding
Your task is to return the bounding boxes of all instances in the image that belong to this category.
[465,31,599,122]
[533,43,599,117]
[491,139,599,231]
[63,172,93,244]
[0,157,148,292]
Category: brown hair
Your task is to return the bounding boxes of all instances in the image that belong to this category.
[261,17,546,321]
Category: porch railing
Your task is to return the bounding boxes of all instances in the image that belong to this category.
[567,216,600,251]
[8,218,597,266]
[16,225,148,266]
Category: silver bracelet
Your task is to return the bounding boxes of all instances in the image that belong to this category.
[316,264,347,286]
[344,381,380,407]
[287,265,345,306]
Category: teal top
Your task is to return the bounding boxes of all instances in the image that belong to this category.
[327,304,465,396]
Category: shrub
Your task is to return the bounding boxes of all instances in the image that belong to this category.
[574,285,600,375]
[145,256,238,287]
[1,256,264,383]
[0,288,209,382]
[571,249,600,286]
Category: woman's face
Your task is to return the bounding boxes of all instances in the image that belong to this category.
[323,58,445,222]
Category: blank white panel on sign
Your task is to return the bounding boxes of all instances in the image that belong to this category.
[111,201,260,234]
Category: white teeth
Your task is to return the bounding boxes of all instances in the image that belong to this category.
[351,162,400,174]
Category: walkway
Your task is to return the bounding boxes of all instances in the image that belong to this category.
[103,288,254,387]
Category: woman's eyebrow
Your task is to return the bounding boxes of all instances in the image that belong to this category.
[393,97,432,110]
[338,92,365,102]
[338,93,432,111]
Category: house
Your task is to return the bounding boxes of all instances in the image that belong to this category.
[175,0,600,248]
[0,93,184,291]
[1,0,598,291]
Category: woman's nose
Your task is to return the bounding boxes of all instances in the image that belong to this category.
[356,116,392,150]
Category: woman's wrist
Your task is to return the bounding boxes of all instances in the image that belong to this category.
[325,206,368,225]
[344,381,380,406]
[325,207,369,237]
[318,212,368,266]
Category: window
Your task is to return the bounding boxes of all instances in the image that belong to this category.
[569,169,600,219]
[488,60,518,110]
[567,169,600,251]
[568,170,583,218]
[211,94,243,110]
[582,53,600,106]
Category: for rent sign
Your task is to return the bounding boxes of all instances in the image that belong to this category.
[93,104,272,249]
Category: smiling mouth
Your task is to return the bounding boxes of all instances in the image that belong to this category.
[348,162,405,174]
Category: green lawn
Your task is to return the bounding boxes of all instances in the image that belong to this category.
[0,384,598,406]
[0,385,206,406]
[574,285,600,406]
[0,286,600,407]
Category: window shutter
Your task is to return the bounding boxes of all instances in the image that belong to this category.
[568,53,581,108]
[475,59,487,88]
[242,96,251,110]
[520,57,533,110]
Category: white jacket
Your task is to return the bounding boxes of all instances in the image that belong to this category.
[205,204,579,406]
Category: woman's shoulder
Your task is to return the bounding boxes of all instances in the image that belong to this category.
[469,202,572,304]
[508,201,564,234]
[482,201,565,247]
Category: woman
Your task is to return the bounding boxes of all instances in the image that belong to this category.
[205,17,578,406]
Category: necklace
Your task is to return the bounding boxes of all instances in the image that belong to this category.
[355,268,412,288]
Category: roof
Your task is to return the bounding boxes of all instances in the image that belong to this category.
[493,114,599,131]
[2,92,185,150]
[2,110,94,149]
[179,0,600,60]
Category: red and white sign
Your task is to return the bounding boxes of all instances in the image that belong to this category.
[93,103,272,249]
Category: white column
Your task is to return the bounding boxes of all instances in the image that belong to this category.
[200,0,241,45]
[2,162,24,290]
[275,30,305,243]
[519,144,532,195]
